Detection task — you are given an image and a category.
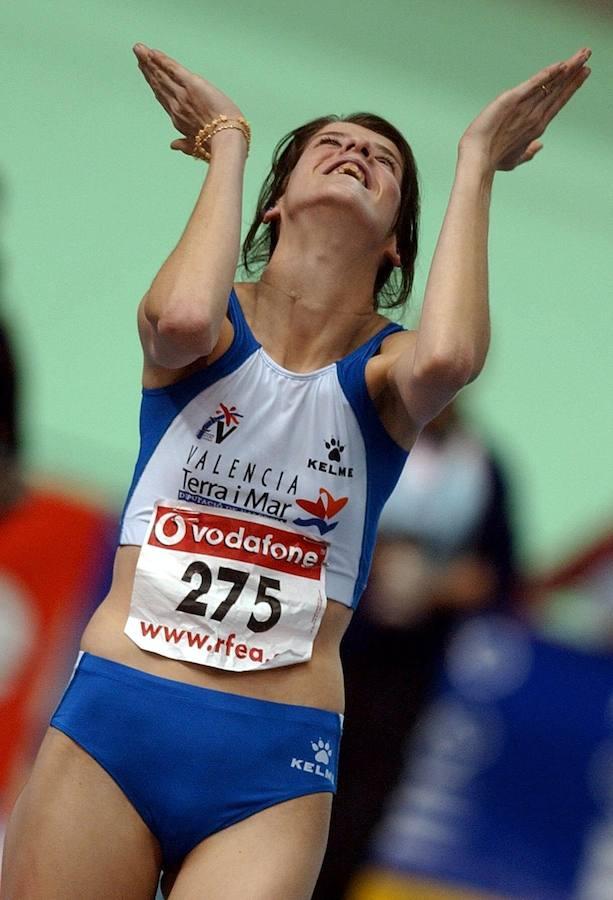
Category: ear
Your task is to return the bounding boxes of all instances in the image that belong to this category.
[262,203,282,225]
[383,236,401,268]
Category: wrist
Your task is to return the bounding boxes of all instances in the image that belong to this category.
[193,115,251,163]
[209,127,249,160]
[455,144,496,194]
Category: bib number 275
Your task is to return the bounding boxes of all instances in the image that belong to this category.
[176,561,281,633]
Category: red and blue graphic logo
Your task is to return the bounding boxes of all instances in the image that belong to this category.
[294,488,348,536]
[197,403,243,443]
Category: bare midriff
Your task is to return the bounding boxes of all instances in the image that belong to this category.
[80,545,353,714]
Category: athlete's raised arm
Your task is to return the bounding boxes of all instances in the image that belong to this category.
[388,47,591,428]
[133,44,249,370]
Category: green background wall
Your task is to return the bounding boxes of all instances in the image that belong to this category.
[2,0,612,566]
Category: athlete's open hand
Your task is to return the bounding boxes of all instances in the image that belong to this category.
[459,47,592,171]
[133,43,245,155]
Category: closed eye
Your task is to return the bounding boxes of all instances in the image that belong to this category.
[317,136,342,146]
[377,155,396,171]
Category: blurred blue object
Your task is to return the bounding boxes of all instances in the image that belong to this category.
[370,613,613,899]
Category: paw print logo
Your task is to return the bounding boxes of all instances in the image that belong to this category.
[312,738,331,765]
[325,437,345,462]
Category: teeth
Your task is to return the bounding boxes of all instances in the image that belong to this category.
[333,163,366,185]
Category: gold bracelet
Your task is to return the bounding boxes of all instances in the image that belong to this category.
[193,115,251,162]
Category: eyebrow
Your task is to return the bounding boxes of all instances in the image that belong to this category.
[315,130,402,168]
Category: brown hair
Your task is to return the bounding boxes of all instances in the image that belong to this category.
[241,113,420,310]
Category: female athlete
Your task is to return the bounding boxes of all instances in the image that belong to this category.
[1,43,591,900]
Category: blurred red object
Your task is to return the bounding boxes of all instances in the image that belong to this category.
[0,487,115,817]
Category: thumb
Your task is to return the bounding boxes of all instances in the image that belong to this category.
[518,140,543,166]
[170,137,193,156]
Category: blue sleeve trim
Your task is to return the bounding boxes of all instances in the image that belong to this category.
[119,290,259,535]
[336,322,409,607]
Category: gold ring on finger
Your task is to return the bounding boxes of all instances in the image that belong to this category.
[540,83,551,96]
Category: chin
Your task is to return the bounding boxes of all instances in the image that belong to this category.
[298,184,380,229]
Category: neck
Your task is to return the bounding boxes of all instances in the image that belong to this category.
[250,263,385,373]
[263,208,385,315]
[245,208,391,371]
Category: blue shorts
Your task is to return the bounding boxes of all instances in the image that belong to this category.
[50,653,342,867]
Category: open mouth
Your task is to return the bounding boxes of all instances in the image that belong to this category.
[326,160,369,188]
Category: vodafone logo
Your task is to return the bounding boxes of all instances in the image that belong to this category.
[155,511,187,546]
[150,506,326,579]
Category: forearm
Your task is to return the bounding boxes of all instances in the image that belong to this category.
[390,49,590,428]
[413,149,495,383]
[144,129,248,355]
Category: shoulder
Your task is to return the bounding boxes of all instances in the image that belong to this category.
[379,327,416,357]
[365,327,416,393]
[365,328,419,450]
[359,315,417,365]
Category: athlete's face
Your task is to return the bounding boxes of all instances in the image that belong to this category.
[266,122,403,265]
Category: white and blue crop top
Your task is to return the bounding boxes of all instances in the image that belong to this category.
[120,290,409,608]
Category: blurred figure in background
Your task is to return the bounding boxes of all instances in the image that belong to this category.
[0,318,116,855]
[343,518,613,898]
[367,401,513,624]
[313,401,516,899]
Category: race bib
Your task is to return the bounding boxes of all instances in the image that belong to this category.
[124,500,328,671]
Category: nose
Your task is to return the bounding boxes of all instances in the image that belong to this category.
[343,136,372,158]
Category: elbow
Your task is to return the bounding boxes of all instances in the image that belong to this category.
[154,312,219,358]
[143,286,214,349]
[412,350,482,390]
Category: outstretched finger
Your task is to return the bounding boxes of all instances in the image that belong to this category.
[542,64,591,122]
[134,46,160,88]
[133,42,150,62]
[134,43,184,93]
[541,51,590,102]
[137,58,174,115]
[518,48,589,103]
[514,59,567,101]
[148,59,187,99]
[542,50,590,102]
[136,57,161,97]
[561,46,592,70]
[149,48,191,88]
[150,84,174,117]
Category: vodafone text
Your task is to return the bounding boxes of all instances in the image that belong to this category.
[153,511,322,571]
[139,620,265,663]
